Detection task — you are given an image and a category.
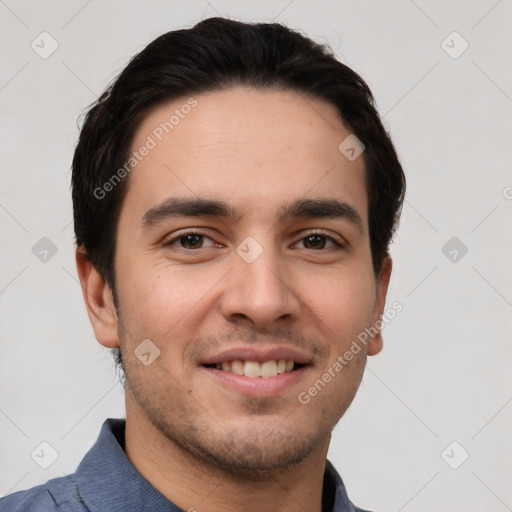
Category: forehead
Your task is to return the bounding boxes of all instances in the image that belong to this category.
[122,86,368,227]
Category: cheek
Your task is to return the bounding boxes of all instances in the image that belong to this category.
[308,266,376,347]
[115,258,219,343]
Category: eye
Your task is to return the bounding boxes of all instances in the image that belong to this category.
[294,231,345,250]
[163,232,218,250]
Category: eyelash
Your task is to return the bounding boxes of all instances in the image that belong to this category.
[163,229,345,251]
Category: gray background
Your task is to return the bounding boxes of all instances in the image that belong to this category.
[1,1,511,510]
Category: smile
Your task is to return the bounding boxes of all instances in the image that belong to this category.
[203,359,306,378]
[201,362,311,398]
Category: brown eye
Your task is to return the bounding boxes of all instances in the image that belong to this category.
[164,232,217,250]
[178,234,204,249]
[295,232,343,250]
[303,235,327,249]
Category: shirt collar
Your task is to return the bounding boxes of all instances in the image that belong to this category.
[75,419,179,511]
[75,418,362,512]
[324,459,365,512]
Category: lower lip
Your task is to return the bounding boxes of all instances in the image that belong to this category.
[201,366,310,398]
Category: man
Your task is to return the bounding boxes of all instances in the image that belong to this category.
[1,17,405,512]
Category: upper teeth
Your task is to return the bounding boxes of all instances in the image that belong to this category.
[215,359,295,378]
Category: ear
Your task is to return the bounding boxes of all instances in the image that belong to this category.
[75,246,119,348]
[367,255,392,356]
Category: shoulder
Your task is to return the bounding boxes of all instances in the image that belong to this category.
[0,474,86,512]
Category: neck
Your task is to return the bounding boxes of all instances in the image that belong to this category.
[124,394,331,512]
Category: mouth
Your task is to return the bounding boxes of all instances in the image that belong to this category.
[200,359,311,398]
[202,359,307,378]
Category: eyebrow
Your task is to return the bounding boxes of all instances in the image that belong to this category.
[140,196,364,232]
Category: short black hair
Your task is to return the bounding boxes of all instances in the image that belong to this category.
[72,17,405,294]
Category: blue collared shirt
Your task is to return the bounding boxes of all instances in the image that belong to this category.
[0,419,371,512]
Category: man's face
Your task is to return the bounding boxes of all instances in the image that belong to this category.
[110,86,390,473]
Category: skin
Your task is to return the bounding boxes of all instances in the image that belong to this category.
[76,86,392,512]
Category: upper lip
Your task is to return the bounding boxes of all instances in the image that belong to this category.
[199,346,313,366]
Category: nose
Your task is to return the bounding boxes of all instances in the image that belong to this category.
[219,243,301,329]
